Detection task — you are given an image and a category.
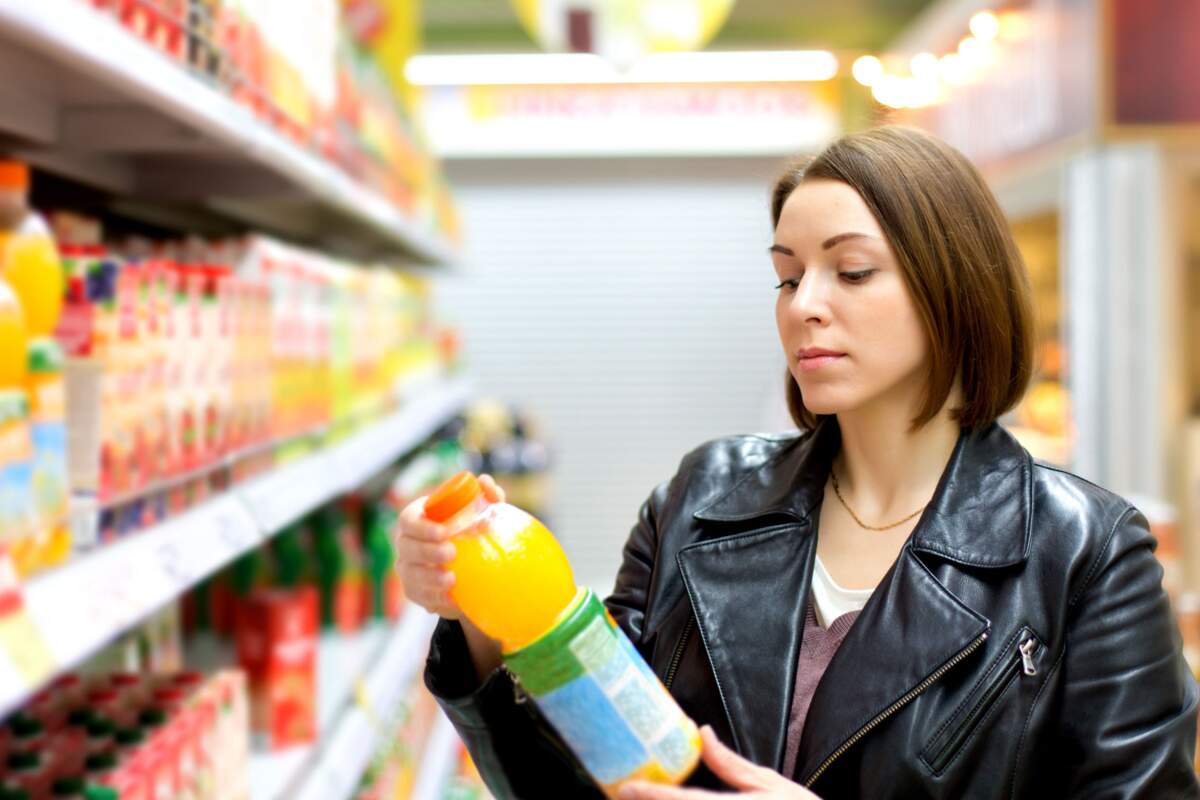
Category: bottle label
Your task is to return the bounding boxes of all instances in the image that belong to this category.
[505,590,700,787]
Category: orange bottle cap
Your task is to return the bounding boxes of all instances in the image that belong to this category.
[424,471,483,523]
[0,160,29,190]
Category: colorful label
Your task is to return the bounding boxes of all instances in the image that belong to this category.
[504,590,700,789]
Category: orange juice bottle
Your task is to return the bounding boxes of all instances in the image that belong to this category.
[0,268,34,566]
[423,471,576,651]
[422,472,701,796]
[0,160,63,339]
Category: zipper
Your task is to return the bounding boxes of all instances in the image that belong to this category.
[665,616,695,689]
[803,630,990,788]
[924,634,1039,774]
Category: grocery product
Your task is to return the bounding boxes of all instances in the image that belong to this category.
[312,500,367,633]
[0,669,248,800]
[423,472,701,795]
[233,586,318,751]
[0,160,68,575]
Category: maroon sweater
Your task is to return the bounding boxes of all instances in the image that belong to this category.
[781,603,862,780]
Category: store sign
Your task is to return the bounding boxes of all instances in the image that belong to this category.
[418,81,840,157]
[900,0,1097,167]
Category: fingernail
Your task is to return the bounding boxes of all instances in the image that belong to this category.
[440,544,456,561]
[616,786,638,800]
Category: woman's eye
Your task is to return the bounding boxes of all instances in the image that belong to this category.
[774,278,799,291]
[839,269,875,284]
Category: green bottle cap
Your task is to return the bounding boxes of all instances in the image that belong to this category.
[85,718,114,738]
[138,707,167,728]
[85,751,118,771]
[66,708,95,727]
[10,714,43,738]
[84,788,119,800]
[114,726,144,747]
[52,777,85,796]
[6,750,40,770]
[27,337,63,374]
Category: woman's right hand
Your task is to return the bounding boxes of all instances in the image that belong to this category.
[392,474,506,621]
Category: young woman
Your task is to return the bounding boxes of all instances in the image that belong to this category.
[395,126,1200,799]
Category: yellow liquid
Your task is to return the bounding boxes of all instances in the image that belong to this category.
[2,232,62,338]
[449,504,577,652]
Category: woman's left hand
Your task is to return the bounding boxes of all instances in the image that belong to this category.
[616,726,821,799]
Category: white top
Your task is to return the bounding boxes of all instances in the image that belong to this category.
[811,555,876,628]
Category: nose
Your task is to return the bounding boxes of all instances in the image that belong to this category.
[787,270,832,326]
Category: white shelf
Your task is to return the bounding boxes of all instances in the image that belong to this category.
[0,376,470,718]
[0,0,456,265]
[250,608,439,800]
[411,712,464,800]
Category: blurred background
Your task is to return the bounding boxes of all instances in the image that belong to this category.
[0,0,1195,798]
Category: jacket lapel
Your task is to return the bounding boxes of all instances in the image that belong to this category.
[676,520,815,770]
[793,546,990,785]
[673,420,1031,781]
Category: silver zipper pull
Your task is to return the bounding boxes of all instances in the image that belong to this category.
[1018,638,1038,676]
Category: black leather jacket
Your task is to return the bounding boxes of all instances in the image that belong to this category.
[425,421,1200,799]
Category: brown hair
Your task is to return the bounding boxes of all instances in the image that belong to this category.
[773,125,1035,432]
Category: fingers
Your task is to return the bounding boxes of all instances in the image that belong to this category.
[698,725,771,791]
[396,535,455,567]
[397,496,453,542]
[479,474,506,504]
[616,781,722,800]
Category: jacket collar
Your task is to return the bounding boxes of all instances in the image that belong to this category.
[693,418,1033,569]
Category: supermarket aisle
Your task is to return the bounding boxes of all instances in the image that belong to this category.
[439,158,791,588]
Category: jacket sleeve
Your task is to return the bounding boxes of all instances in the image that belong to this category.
[1058,505,1200,799]
[422,482,668,800]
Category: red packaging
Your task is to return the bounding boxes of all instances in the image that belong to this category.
[234,586,319,750]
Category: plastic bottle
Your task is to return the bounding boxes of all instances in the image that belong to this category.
[423,471,701,795]
[0,162,62,341]
[27,338,69,570]
[0,391,35,572]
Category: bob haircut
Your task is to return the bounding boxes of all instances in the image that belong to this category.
[772,125,1035,432]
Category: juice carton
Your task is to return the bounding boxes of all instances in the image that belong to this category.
[234,586,318,750]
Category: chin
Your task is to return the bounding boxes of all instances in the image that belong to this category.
[794,384,856,417]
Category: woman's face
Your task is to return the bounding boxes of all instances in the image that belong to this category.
[772,179,931,420]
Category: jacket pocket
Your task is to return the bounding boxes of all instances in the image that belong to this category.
[920,626,1043,776]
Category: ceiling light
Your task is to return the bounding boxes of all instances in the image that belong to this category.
[969,10,1000,42]
[852,55,884,87]
[405,50,839,87]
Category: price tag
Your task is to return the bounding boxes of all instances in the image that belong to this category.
[241,454,334,533]
[0,548,54,691]
[211,496,260,558]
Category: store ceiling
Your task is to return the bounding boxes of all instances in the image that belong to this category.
[422,0,938,53]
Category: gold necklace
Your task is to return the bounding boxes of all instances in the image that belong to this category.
[830,470,927,532]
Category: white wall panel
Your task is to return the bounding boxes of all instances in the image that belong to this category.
[435,157,795,589]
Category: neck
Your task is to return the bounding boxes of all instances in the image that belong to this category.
[832,393,962,519]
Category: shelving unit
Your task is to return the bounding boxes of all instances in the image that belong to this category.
[411,712,466,800]
[0,0,456,264]
[249,608,439,800]
[0,376,471,718]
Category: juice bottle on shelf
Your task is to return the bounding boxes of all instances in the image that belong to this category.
[0,374,35,573]
[422,472,702,796]
[0,163,66,575]
[27,338,69,571]
[0,161,63,343]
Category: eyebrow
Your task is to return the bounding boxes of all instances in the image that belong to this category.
[768,232,879,256]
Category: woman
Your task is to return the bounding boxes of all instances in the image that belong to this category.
[395,126,1200,799]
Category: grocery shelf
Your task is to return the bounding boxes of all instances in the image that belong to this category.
[0,376,471,718]
[250,608,439,800]
[0,0,456,265]
[411,712,465,800]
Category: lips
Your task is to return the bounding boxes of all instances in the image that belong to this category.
[795,348,845,373]
[796,347,844,359]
